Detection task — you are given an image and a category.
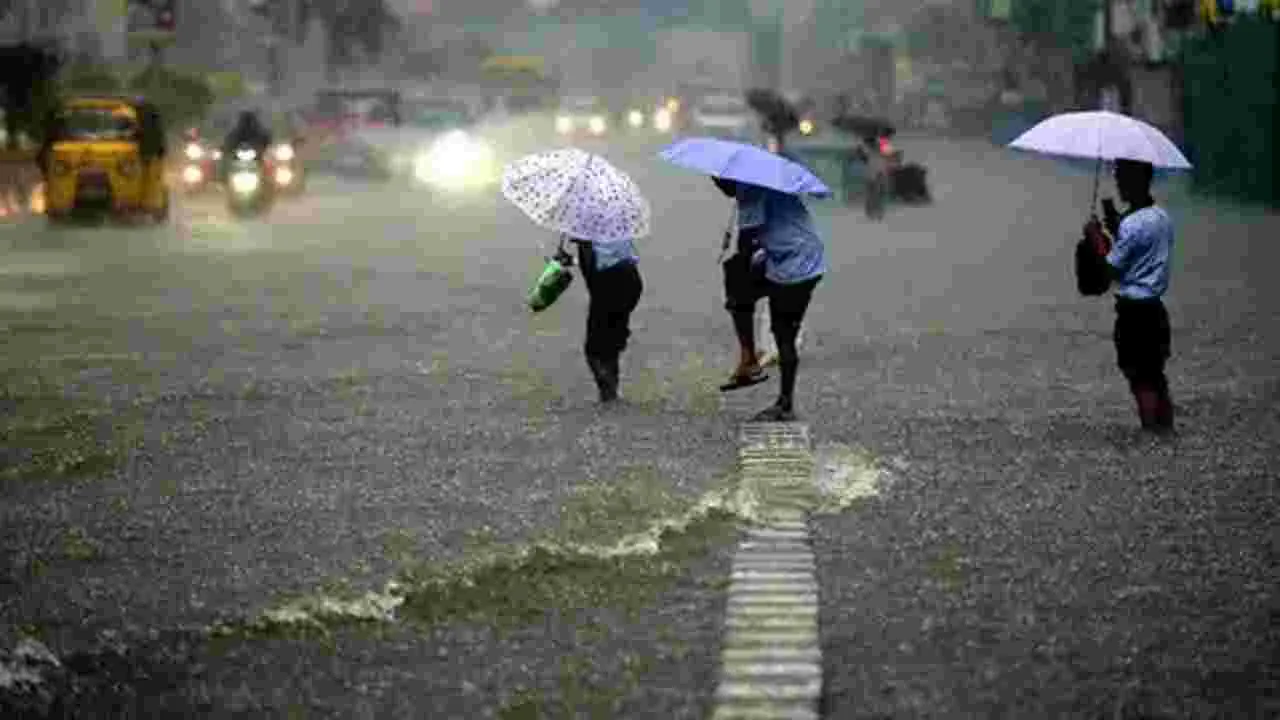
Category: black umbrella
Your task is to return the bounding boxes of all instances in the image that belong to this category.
[833,114,896,140]
[745,88,799,137]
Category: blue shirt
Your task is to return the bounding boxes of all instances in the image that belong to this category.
[736,184,826,285]
[1106,206,1174,300]
[577,237,638,271]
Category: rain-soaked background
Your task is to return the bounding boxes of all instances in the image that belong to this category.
[1,1,1278,718]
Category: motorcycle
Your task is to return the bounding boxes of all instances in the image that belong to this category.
[224,145,273,217]
[267,141,306,196]
[179,138,218,195]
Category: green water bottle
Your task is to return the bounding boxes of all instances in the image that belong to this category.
[528,249,574,312]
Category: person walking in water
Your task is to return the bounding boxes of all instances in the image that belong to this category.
[1088,158,1176,433]
[714,177,825,421]
[569,233,643,404]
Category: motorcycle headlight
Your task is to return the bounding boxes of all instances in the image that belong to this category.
[213,150,223,160]
[273,144,295,162]
[231,171,260,194]
[235,148,257,162]
[274,166,294,186]
[555,116,572,134]
[628,110,644,128]
[182,165,203,184]
[588,116,606,135]
[185,143,204,160]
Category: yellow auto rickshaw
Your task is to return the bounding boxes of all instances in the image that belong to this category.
[39,96,170,224]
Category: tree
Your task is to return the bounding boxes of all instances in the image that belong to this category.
[0,43,62,150]
[1006,0,1101,62]
[302,0,403,81]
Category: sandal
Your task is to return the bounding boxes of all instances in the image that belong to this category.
[719,368,770,392]
[750,404,796,422]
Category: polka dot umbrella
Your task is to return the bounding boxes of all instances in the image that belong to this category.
[500,148,651,244]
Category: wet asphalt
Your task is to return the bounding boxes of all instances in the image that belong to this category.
[1,132,1277,718]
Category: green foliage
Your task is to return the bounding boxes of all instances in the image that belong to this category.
[0,43,62,148]
[59,63,123,94]
[1008,0,1102,60]
[127,65,215,132]
[307,0,401,70]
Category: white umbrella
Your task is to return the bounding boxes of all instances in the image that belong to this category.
[1008,110,1192,169]
[1008,110,1192,213]
[501,148,651,244]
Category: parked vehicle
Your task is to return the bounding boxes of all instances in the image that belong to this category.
[690,94,752,138]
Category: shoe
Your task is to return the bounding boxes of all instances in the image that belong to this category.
[720,367,770,392]
[759,350,779,368]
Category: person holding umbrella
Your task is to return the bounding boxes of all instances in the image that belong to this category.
[1092,158,1176,433]
[1009,110,1189,434]
[661,137,831,421]
[501,148,651,404]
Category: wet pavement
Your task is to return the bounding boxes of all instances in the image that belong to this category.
[1,133,1277,717]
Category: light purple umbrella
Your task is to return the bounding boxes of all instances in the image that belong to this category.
[659,136,832,197]
[1008,110,1192,210]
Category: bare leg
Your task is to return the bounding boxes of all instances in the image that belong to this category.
[731,307,759,374]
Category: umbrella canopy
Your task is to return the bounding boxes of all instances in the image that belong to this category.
[1008,110,1192,169]
[501,148,651,244]
[659,136,831,198]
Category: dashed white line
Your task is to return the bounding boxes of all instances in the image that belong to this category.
[712,421,824,720]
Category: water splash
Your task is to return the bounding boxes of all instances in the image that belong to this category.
[226,480,769,634]
[812,442,900,514]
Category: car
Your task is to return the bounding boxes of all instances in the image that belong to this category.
[614,94,679,135]
[555,96,610,138]
[690,93,752,138]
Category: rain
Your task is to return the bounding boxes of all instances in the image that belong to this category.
[1,1,1278,717]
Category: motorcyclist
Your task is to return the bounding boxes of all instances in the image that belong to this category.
[220,110,273,181]
[222,111,272,159]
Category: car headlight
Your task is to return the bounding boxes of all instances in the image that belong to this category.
[185,143,204,160]
[235,148,257,162]
[799,119,815,135]
[588,116,606,135]
[653,108,672,132]
[182,165,203,184]
[628,110,644,128]
[555,116,572,134]
[416,130,493,188]
[273,144,295,162]
[231,171,260,194]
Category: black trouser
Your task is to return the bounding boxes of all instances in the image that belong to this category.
[1114,296,1173,428]
[1114,296,1171,389]
[865,172,887,219]
[767,276,820,342]
[722,231,765,313]
[584,261,643,362]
